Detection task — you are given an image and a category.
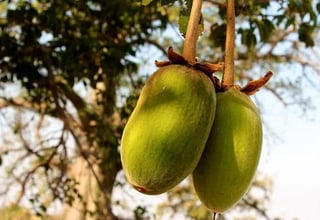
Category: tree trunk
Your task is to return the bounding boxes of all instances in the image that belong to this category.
[56,73,122,220]
[57,155,120,220]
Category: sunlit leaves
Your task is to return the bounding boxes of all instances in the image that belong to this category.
[178,0,192,37]
[0,1,7,24]
[142,0,153,6]
[178,8,189,37]
[178,0,204,38]
[141,0,176,6]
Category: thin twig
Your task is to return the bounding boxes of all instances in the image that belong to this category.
[242,198,271,220]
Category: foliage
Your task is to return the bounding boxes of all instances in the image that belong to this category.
[0,0,169,219]
[0,205,43,220]
[0,0,319,219]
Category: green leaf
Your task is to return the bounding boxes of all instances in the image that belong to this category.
[298,23,315,47]
[178,0,191,37]
[240,28,257,49]
[179,6,189,37]
[142,0,153,6]
[209,23,226,49]
[185,0,193,10]
[0,1,7,16]
[274,15,285,26]
[178,1,204,38]
[255,18,274,42]
[285,17,295,29]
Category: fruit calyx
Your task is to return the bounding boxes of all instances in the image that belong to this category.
[155,46,223,89]
[240,71,273,95]
[217,71,273,96]
[155,47,273,95]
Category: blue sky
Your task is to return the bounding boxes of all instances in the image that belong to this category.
[256,88,320,219]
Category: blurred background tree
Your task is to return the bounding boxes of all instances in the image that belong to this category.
[0,0,319,219]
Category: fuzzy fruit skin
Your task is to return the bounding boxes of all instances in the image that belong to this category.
[192,88,262,212]
[121,65,216,195]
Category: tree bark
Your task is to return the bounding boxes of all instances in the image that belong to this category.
[56,75,121,220]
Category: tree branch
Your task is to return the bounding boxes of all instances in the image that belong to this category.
[242,198,271,220]
[142,38,167,55]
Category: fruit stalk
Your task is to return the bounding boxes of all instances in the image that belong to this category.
[212,212,217,220]
[182,0,203,64]
[222,0,235,87]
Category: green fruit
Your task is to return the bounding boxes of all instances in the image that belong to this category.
[192,87,262,213]
[121,64,216,195]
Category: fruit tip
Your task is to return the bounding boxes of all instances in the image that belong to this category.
[134,185,148,193]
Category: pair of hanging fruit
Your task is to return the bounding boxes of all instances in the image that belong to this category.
[121,0,272,215]
[120,48,271,214]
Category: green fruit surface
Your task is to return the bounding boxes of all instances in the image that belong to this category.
[121,65,216,195]
[192,88,262,212]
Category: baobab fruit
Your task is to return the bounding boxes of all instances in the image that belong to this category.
[192,87,262,213]
[121,64,216,195]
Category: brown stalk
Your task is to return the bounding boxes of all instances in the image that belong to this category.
[182,0,203,64]
[222,0,235,88]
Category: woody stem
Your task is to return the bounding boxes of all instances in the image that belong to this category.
[222,0,235,87]
[182,0,203,64]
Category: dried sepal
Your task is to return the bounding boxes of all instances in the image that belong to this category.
[194,62,224,75]
[241,71,273,95]
[167,46,189,65]
[155,60,171,67]
[155,47,223,89]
